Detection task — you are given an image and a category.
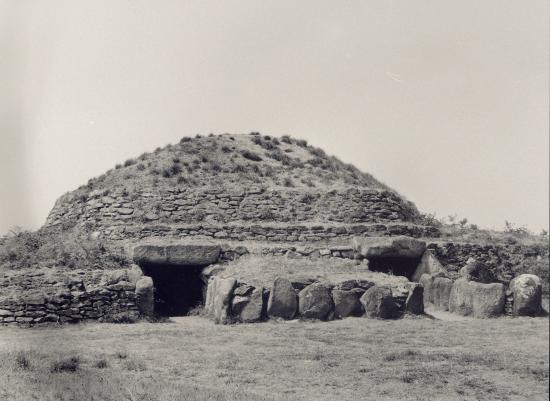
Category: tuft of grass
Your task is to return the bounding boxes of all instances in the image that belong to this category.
[94,358,109,369]
[14,351,31,370]
[50,355,80,373]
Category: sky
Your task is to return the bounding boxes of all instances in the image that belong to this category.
[0,0,548,235]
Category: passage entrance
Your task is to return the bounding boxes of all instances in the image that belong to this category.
[367,257,421,281]
[140,263,204,316]
[132,244,222,317]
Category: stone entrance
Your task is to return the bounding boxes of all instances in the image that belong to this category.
[353,236,427,280]
[133,244,221,316]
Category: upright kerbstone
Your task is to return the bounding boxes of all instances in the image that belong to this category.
[471,282,505,318]
[509,274,542,316]
[360,286,400,319]
[448,278,474,315]
[419,273,434,306]
[332,288,365,318]
[432,276,453,311]
[135,276,154,316]
[232,287,265,323]
[267,278,297,320]
[298,283,334,320]
[209,277,236,324]
[404,283,424,314]
[449,278,505,318]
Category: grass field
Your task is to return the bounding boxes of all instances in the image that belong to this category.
[0,315,547,401]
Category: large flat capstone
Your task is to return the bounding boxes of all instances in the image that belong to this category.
[353,236,426,259]
[133,245,221,266]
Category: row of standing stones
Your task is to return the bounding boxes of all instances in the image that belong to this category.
[202,239,545,324]
[204,277,424,324]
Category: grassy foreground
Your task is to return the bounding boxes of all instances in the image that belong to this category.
[0,316,547,401]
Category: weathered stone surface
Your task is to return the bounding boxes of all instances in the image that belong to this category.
[232,288,264,323]
[431,276,453,311]
[449,278,505,317]
[412,250,446,282]
[448,278,474,315]
[459,259,496,284]
[267,278,297,320]
[360,286,400,319]
[353,236,426,259]
[471,282,505,318]
[205,277,236,324]
[298,283,334,320]
[135,276,154,316]
[509,274,542,316]
[127,265,144,284]
[404,283,424,314]
[133,245,221,266]
[419,273,434,305]
[332,288,364,318]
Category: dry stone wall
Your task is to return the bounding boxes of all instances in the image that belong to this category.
[45,187,420,231]
[0,268,142,326]
[427,242,548,284]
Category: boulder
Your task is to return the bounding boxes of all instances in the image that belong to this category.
[232,287,264,323]
[509,274,542,316]
[133,245,221,267]
[471,282,505,318]
[448,278,474,315]
[267,278,297,320]
[332,288,365,318]
[298,283,334,320]
[135,276,154,316]
[412,250,446,282]
[353,236,426,259]
[459,259,496,284]
[404,283,424,314]
[431,276,453,311]
[449,278,505,317]
[419,274,434,305]
[360,286,400,319]
[205,277,236,324]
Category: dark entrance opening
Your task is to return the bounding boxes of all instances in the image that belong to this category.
[140,263,204,316]
[368,257,420,281]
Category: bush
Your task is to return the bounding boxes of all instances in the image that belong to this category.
[180,136,192,143]
[283,177,295,187]
[309,147,326,158]
[281,135,292,144]
[251,136,277,150]
[221,145,232,153]
[296,139,308,147]
[241,150,262,162]
[170,163,182,176]
[124,158,136,167]
[136,163,146,171]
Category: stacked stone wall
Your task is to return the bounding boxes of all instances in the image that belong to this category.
[45,187,419,230]
[0,269,141,326]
